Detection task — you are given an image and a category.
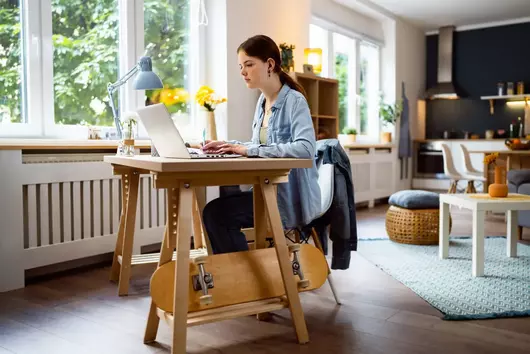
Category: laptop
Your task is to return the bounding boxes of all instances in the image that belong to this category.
[136,103,242,159]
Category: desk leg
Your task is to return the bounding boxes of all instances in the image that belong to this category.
[253,184,267,250]
[144,188,180,343]
[261,179,309,344]
[472,210,485,277]
[439,202,450,259]
[117,171,140,296]
[110,171,130,282]
[506,210,518,257]
[171,184,193,354]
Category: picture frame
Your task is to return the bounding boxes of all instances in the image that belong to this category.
[303,64,314,74]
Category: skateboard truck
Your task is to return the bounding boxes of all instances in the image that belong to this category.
[192,256,214,305]
[288,244,310,289]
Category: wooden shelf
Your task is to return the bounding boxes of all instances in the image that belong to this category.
[290,72,339,139]
[480,94,530,101]
[480,94,530,115]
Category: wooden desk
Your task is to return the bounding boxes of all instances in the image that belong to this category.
[103,155,312,354]
[470,150,530,189]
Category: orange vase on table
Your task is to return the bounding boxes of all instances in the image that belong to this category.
[488,165,508,197]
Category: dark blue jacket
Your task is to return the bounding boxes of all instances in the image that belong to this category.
[305,139,358,270]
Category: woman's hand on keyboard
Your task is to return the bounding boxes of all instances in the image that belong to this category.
[215,143,248,156]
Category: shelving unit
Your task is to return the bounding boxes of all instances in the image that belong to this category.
[290,72,339,138]
[480,94,530,114]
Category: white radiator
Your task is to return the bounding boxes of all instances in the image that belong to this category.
[22,176,167,249]
[0,150,167,291]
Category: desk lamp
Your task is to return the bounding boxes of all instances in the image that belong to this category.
[107,56,163,138]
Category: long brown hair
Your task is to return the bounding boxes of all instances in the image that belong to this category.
[237,35,307,100]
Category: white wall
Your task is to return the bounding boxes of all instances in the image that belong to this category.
[312,0,384,42]
[382,17,426,190]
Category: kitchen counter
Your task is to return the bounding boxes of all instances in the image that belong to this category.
[414,139,507,143]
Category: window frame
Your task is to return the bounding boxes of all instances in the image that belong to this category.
[0,0,201,139]
[310,17,382,139]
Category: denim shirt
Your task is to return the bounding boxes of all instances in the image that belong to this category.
[232,84,321,228]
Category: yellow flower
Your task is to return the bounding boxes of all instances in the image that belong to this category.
[195,85,227,111]
[484,152,499,165]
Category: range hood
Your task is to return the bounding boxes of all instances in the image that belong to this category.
[423,26,461,100]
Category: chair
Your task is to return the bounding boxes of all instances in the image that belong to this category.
[460,144,486,192]
[441,143,484,193]
[309,158,341,305]
[241,159,341,305]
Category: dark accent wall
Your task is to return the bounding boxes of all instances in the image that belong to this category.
[425,22,530,139]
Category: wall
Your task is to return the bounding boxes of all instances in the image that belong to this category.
[380,17,426,190]
[312,0,384,42]
[425,22,530,139]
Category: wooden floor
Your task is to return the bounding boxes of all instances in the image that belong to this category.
[1,205,529,354]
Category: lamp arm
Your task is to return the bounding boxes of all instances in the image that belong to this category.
[108,64,140,92]
[106,64,140,139]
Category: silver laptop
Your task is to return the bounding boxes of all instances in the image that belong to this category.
[136,103,241,159]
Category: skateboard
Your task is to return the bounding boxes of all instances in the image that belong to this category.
[150,244,329,313]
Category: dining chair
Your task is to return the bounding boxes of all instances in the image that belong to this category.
[441,143,484,193]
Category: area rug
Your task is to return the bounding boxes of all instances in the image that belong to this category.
[357,237,530,320]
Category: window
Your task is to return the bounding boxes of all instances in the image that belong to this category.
[0,0,25,124]
[0,0,198,138]
[333,32,356,133]
[309,22,380,139]
[144,0,189,116]
[52,0,119,126]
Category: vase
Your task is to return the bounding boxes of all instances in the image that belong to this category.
[205,110,217,140]
[381,132,392,143]
[118,128,135,157]
[488,165,508,197]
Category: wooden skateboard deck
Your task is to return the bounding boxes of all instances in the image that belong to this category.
[150,244,329,313]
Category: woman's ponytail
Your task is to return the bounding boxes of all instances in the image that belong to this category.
[279,70,307,101]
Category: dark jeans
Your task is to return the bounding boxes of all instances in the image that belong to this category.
[202,191,254,254]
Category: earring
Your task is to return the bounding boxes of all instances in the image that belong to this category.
[268,70,271,77]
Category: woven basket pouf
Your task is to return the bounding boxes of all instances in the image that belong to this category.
[385,205,452,245]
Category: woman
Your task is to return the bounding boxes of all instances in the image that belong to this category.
[201,35,321,254]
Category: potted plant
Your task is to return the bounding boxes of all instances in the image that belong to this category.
[339,127,358,145]
[279,43,295,72]
[379,93,403,143]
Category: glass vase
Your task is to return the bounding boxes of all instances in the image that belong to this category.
[118,128,136,157]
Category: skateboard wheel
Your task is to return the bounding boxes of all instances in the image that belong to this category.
[298,279,310,289]
[288,244,301,253]
[193,255,207,265]
[200,294,213,305]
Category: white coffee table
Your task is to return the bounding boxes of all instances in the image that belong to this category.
[439,193,530,277]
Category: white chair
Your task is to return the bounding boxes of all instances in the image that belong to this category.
[441,143,485,193]
[308,159,341,305]
[241,159,341,305]
[460,144,486,192]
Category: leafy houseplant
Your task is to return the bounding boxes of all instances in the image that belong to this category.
[279,43,295,72]
[339,127,358,145]
[379,93,403,143]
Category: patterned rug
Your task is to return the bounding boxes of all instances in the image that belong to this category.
[357,237,530,320]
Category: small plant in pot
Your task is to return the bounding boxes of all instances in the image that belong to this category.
[339,127,358,145]
[379,93,403,143]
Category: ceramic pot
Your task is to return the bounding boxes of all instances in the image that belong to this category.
[381,132,392,143]
[338,134,357,145]
[488,165,508,197]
